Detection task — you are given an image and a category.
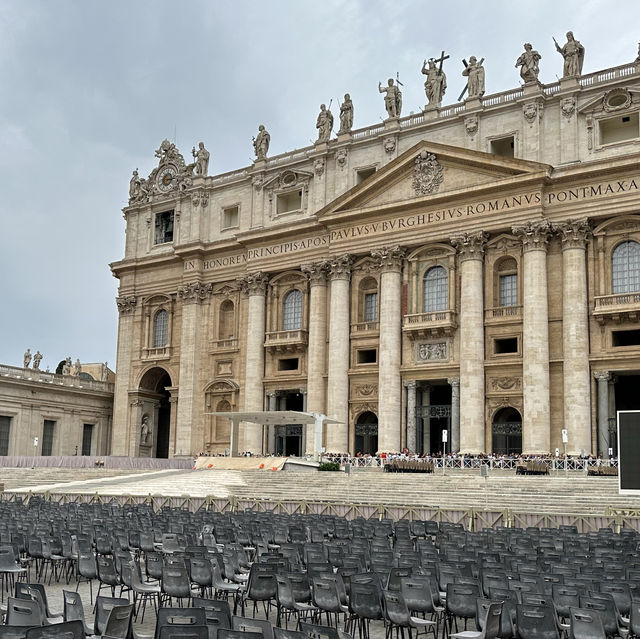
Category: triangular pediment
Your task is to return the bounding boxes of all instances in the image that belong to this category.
[318,140,551,221]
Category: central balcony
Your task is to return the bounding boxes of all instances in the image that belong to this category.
[484,305,523,325]
[593,292,640,324]
[402,310,456,339]
[264,329,308,353]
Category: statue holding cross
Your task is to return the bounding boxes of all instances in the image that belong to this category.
[422,50,449,109]
[460,56,485,101]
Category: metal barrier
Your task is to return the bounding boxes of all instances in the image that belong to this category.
[2,490,633,532]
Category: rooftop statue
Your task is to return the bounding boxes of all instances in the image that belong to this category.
[338,94,354,134]
[191,142,210,176]
[23,349,31,368]
[462,56,485,99]
[422,55,448,108]
[554,31,585,77]
[316,104,334,143]
[33,351,42,370]
[516,43,542,83]
[253,125,270,160]
[378,78,402,119]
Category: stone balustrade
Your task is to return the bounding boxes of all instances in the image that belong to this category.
[0,363,114,392]
[593,292,640,323]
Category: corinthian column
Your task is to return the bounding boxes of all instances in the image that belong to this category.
[239,272,269,453]
[448,377,461,453]
[594,371,611,456]
[556,219,592,455]
[513,220,552,454]
[301,261,330,454]
[405,381,417,452]
[451,232,488,453]
[112,295,137,456]
[176,281,213,456]
[373,246,406,453]
[326,254,354,452]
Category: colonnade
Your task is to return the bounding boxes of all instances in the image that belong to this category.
[238,219,595,456]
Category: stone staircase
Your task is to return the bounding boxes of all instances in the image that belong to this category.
[5,466,639,517]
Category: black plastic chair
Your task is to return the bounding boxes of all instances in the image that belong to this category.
[62,589,93,635]
[579,596,625,639]
[274,628,306,639]
[569,607,607,639]
[0,627,31,639]
[347,581,383,639]
[244,566,278,619]
[24,621,85,639]
[155,608,208,639]
[0,546,27,601]
[445,583,480,636]
[76,553,98,603]
[383,589,438,639]
[161,562,193,607]
[6,596,44,627]
[451,601,503,639]
[232,615,274,639]
[515,603,560,639]
[102,603,134,639]
[94,596,130,636]
[276,575,316,629]
[97,555,121,599]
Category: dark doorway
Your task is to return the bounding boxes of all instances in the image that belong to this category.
[492,407,522,455]
[355,411,378,455]
[139,367,172,458]
[275,391,303,456]
[416,383,452,455]
[613,374,640,457]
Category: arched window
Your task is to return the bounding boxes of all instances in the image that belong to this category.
[359,276,378,323]
[497,257,518,307]
[613,241,640,294]
[153,309,168,347]
[218,300,235,340]
[423,266,448,312]
[282,290,303,330]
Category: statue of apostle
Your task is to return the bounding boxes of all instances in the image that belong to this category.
[554,31,585,77]
[515,43,542,83]
[378,78,402,118]
[315,104,333,143]
[23,349,31,368]
[462,56,485,99]
[422,58,447,107]
[191,142,210,176]
[338,94,353,134]
[253,125,270,160]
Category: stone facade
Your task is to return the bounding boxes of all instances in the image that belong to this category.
[0,364,113,456]
[111,57,640,458]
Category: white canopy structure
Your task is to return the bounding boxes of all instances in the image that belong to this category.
[204,411,341,459]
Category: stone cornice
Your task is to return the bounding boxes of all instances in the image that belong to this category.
[116,295,137,314]
[177,281,213,304]
[238,271,269,296]
[371,245,406,272]
[451,231,488,262]
[554,218,591,250]
[329,254,355,281]
[512,219,552,252]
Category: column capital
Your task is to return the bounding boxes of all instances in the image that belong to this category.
[301,260,330,285]
[328,254,355,281]
[116,295,137,314]
[594,370,611,382]
[447,377,460,388]
[404,380,417,390]
[177,281,213,304]
[238,271,269,296]
[371,245,406,272]
[512,219,552,252]
[266,390,279,398]
[554,218,592,250]
[451,231,488,262]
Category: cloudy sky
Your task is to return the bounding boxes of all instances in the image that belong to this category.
[0,0,637,372]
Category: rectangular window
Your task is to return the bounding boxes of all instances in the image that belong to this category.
[490,136,515,158]
[276,191,302,214]
[499,274,518,307]
[154,210,174,244]
[357,349,377,364]
[222,206,239,229]
[494,337,518,355]
[364,292,378,322]
[42,420,55,456]
[612,330,640,347]
[82,424,94,456]
[278,358,299,371]
[0,416,10,456]
[356,167,376,184]
[600,113,639,145]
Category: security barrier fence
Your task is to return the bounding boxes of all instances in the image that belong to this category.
[2,490,638,533]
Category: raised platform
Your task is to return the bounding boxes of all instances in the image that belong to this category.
[193,456,288,470]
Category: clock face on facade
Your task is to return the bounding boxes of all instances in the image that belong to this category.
[157,165,178,192]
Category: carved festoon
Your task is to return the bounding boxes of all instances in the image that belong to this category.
[383,137,396,154]
[451,231,488,261]
[464,115,478,136]
[562,97,576,119]
[491,377,522,391]
[554,218,591,250]
[412,151,444,196]
[177,281,213,303]
[512,220,552,251]
[314,158,325,176]
[335,148,348,168]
